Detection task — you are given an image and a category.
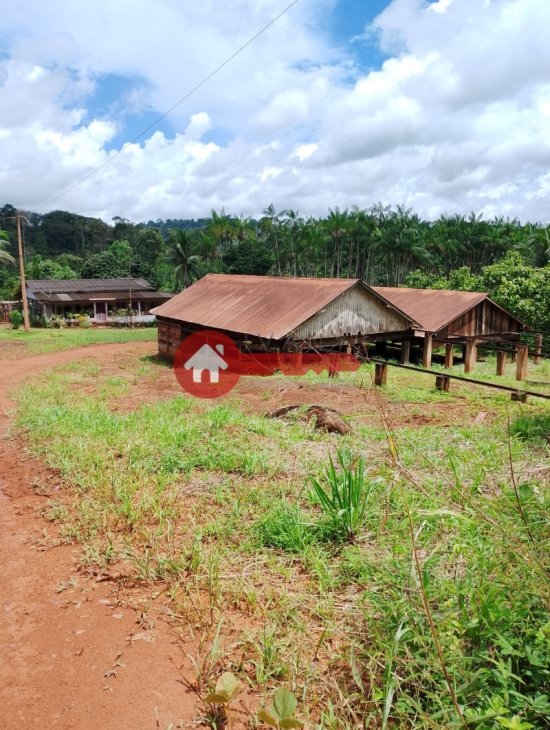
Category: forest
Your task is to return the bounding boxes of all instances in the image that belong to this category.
[0,202,549,331]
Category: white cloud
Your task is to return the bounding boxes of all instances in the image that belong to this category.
[0,0,549,223]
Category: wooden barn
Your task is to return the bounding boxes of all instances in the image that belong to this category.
[371,286,525,370]
[152,274,417,358]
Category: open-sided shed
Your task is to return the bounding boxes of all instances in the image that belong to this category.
[152,274,417,358]
[371,286,525,369]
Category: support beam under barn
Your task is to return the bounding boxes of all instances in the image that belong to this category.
[400,339,411,364]
[496,351,507,376]
[422,334,433,369]
[464,339,477,373]
[444,343,454,369]
[516,345,529,381]
[534,334,543,365]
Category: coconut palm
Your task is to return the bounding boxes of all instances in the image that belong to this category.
[166,230,202,290]
[0,232,14,266]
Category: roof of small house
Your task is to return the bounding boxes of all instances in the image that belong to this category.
[370,286,522,333]
[26,278,171,303]
[151,274,416,340]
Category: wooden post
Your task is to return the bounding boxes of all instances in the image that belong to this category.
[496,350,507,377]
[444,343,454,369]
[374,362,388,386]
[464,339,477,373]
[533,334,542,365]
[435,374,450,392]
[516,345,528,381]
[400,339,411,365]
[16,214,30,332]
[422,333,433,368]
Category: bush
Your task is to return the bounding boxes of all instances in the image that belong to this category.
[9,310,23,329]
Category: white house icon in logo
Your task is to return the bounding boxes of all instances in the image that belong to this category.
[184,343,228,384]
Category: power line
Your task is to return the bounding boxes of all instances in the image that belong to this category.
[44,0,300,208]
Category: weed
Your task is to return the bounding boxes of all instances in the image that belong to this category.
[510,413,550,443]
[256,501,314,553]
[309,448,379,540]
[258,687,303,728]
[204,672,241,727]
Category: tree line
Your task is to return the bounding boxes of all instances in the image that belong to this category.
[0,202,549,330]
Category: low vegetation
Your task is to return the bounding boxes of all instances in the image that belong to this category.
[14,353,550,728]
[0,325,156,357]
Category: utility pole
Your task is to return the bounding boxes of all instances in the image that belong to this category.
[16,214,31,331]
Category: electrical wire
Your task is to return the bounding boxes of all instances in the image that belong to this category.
[44,0,300,208]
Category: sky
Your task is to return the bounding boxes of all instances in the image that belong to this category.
[1,0,549,224]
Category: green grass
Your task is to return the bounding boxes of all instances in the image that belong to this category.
[510,413,550,444]
[0,324,157,356]
[13,352,550,729]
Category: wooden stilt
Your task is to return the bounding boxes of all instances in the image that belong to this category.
[400,339,411,365]
[374,362,388,386]
[422,334,433,368]
[435,374,450,392]
[533,334,542,365]
[516,345,528,381]
[496,350,507,376]
[464,339,477,373]
[444,343,454,369]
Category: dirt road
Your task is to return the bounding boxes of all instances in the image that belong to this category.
[0,343,196,729]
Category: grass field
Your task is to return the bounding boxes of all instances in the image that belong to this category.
[0,324,157,358]
[14,352,550,728]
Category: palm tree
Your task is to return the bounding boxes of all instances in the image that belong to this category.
[205,209,235,263]
[0,232,14,266]
[166,230,201,290]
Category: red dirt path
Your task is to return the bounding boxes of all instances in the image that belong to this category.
[0,342,196,730]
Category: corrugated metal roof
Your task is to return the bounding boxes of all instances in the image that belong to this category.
[27,278,154,294]
[371,287,488,333]
[152,274,385,340]
[34,290,171,304]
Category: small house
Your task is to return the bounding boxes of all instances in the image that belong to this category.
[26,278,172,325]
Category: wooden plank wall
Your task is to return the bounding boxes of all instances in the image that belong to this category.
[157,320,182,358]
[438,301,521,338]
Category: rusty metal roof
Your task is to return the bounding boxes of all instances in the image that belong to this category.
[371,287,489,333]
[152,274,413,340]
[35,291,171,303]
[27,278,154,294]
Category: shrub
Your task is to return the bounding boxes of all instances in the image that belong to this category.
[9,310,23,329]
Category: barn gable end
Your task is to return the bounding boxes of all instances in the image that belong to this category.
[292,283,412,341]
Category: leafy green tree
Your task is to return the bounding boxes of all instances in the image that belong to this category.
[481,252,550,331]
[27,255,77,280]
[225,238,273,275]
[81,240,134,279]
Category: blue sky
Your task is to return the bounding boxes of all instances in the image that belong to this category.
[1,0,550,223]
[89,0,393,149]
